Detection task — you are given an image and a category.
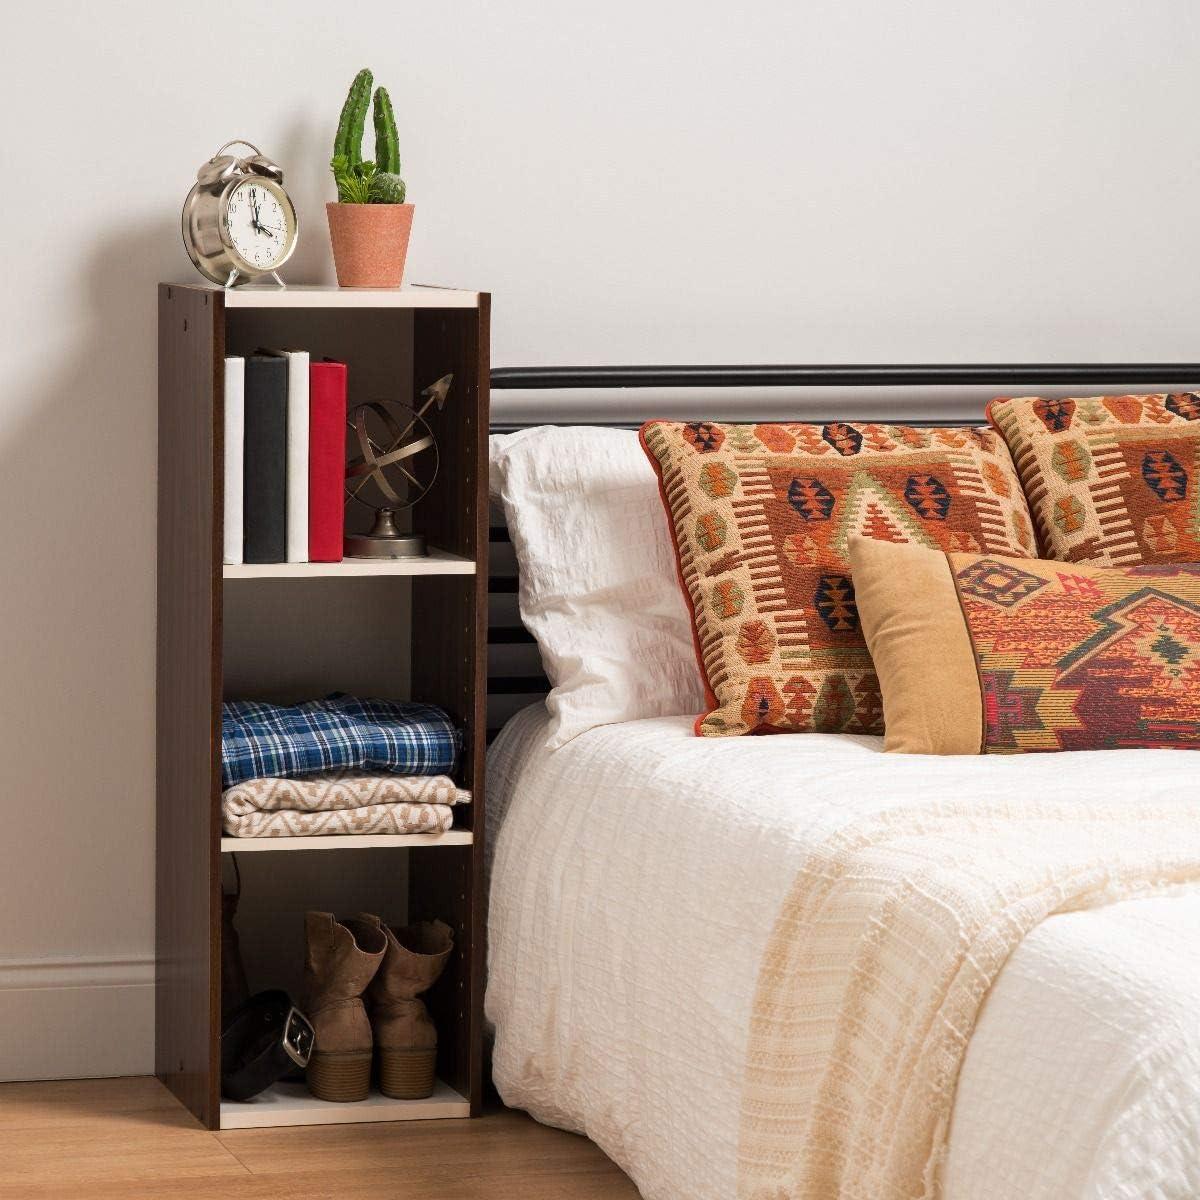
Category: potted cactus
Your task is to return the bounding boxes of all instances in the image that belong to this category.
[326,69,414,287]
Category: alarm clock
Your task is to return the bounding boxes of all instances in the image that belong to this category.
[182,140,299,287]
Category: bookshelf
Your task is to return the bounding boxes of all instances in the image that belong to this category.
[156,282,489,1131]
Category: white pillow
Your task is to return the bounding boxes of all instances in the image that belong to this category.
[489,426,705,747]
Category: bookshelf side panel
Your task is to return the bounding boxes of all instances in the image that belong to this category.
[156,284,222,1128]
[410,300,489,1112]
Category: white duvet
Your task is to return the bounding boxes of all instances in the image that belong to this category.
[486,707,1200,1200]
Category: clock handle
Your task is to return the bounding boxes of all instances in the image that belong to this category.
[213,139,263,160]
[212,140,285,184]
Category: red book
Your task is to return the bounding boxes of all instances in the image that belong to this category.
[308,359,347,561]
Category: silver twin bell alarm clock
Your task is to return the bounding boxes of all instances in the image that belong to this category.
[182,140,299,288]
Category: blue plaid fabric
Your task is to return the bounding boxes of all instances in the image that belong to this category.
[221,694,461,788]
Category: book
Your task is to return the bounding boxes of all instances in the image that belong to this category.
[259,349,311,562]
[222,357,245,565]
[283,351,311,562]
[242,355,288,564]
[309,359,348,561]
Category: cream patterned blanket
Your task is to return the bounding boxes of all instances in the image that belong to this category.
[222,772,469,838]
[737,792,1200,1200]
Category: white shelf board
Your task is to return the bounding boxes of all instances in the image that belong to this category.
[223,548,475,579]
[220,1079,469,1129]
[219,284,480,309]
[222,830,472,852]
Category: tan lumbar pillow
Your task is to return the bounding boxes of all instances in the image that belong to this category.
[849,535,1200,754]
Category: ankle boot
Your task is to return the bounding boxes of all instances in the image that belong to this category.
[358,915,454,1099]
[303,912,386,1102]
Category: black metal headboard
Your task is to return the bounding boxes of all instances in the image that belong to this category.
[492,363,1200,389]
[485,363,1200,740]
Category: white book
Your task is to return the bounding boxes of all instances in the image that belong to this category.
[266,349,311,562]
[223,357,245,565]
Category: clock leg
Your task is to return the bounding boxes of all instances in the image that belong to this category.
[268,271,287,289]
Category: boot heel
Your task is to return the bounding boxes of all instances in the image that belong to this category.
[307,1051,373,1102]
[378,1047,437,1099]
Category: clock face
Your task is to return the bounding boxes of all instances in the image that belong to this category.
[224,179,292,271]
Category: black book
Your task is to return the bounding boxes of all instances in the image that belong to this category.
[242,355,288,564]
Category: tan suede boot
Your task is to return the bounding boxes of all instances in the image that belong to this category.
[358,915,454,1099]
[303,912,386,1102]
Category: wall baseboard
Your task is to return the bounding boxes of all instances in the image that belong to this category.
[0,955,154,1081]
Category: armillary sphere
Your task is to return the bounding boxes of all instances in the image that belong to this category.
[342,374,453,559]
[345,374,453,513]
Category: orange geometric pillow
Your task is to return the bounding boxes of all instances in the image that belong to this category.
[988,392,1200,564]
[850,536,1200,754]
[639,420,1035,736]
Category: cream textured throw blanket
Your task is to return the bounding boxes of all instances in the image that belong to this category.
[738,791,1200,1200]
[488,710,1200,1200]
[222,772,469,838]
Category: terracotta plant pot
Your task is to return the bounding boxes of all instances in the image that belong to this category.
[326,202,415,288]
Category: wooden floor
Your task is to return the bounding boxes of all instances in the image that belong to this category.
[0,1076,642,1199]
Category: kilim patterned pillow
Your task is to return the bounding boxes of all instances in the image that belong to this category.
[988,392,1200,564]
[850,535,1200,754]
[639,420,1035,735]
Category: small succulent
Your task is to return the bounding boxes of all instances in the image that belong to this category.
[331,68,407,204]
[331,156,376,204]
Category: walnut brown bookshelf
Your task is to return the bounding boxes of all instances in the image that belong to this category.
[156,282,489,1130]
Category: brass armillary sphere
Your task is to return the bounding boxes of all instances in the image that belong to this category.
[343,374,453,558]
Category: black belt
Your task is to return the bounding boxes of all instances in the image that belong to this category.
[220,990,315,1101]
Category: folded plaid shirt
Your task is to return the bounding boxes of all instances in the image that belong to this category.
[221,694,461,788]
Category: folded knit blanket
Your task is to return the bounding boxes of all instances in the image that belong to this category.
[736,792,1200,1200]
[222,771,470,838]
[221,695,460,787]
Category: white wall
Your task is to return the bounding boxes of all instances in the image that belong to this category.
[1,0,1199,1079]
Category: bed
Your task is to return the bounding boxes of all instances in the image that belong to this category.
[483,364,1200,1200]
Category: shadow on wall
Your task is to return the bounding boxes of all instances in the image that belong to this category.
[274,112,337,284]
[0,100,333,1077]
[0,217,180,1079]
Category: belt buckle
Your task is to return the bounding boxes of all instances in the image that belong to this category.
[282,1006,315,1068]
